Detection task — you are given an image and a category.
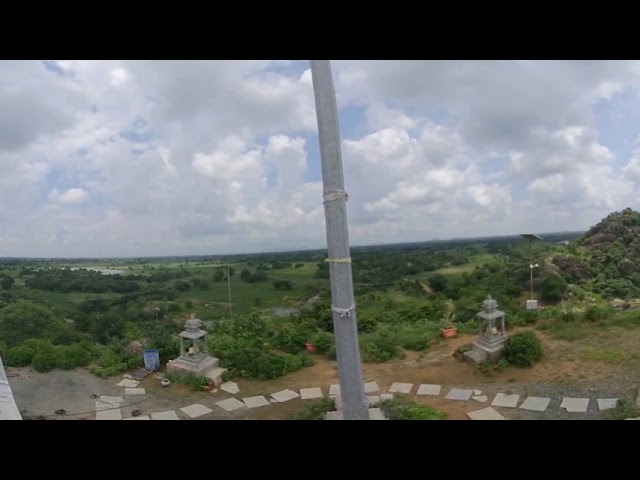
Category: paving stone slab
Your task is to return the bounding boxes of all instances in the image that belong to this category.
[95,401,113,411]
[474,389,482,395]
[492,393,520,408]
[100,396,123,406]
[472,395,488,403]
[271,389,300,403]
[300,387,323,400]
[124,388,146,395]
[467,407,506,420]
[368,408,387,420]
[389,382,413,394]
[329,384,340,395]
[326,411,343,420]
[123,415,150,420]
[445,388,473,401]
[597,398,619,411]
[181,404,213,418]
[367,395,380,406]
[364,382,380,393]
[243,395,271,408]
[96,408,122,420]
[380,393,394,401]
[220,382,240,395]
[151,410,180,420]
[216,397,246,412]
[560,397,590,413]
[519,397,551,412]
[117,379,140,388]
[417,384,441,396]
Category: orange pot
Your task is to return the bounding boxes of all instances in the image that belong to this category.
[305,342,316,353]
[441,327,458,339]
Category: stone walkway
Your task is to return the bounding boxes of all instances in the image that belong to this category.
[93,375,628,420]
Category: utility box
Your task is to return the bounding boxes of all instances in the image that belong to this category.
[526,300,538,310]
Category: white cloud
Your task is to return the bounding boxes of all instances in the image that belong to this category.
[49,187,88,205]
[1,60,640,256]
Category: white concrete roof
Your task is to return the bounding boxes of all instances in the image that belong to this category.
[0,355,22,420]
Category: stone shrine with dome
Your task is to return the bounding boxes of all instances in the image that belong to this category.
[463,295,509,364]
[166,313,225,386]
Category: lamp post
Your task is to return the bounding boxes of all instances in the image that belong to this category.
[520,234,542,308]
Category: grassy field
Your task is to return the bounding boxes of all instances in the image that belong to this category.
[12,261,328,321]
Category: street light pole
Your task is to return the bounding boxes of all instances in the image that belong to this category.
[310,60,369,420]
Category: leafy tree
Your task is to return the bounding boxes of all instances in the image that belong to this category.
[5,345,36,366]
[0,301,61,347]
[539,273,568,302]
[0,275,14,290]
[213,270,225,283]
[428,274,448,293]
[273,280,293,291]
[240,269,251,281]
[175,280,191,291]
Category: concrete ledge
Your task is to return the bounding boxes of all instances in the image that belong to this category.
[0,355,22,420]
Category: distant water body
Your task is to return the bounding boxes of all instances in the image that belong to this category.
[70,267,126,275]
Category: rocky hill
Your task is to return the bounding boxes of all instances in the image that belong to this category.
[550,208,640,298]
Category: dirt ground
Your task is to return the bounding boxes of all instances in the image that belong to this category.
[7,325,640,420]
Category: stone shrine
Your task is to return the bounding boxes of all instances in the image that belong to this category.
[463,295,508,364]
[166,314,225,386]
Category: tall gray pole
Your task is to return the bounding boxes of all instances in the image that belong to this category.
[227,265,233,320]
[310,60,369,420]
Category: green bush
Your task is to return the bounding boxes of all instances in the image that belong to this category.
[380,399,446,420]
[360,335,402,363]
[605,398,640,420]
[282,353,303,373]
[399,334,428,351]
[310,331,334,354]
[0,340,6,357]
[5,345,36,367]
[503,331,543,367]
[560,310,582,322]
[273,326,308,354]
[89,348,129,378]
[32,351,58,372]
[224,348,285,380]
[207,334,250,360]
[290,397,336,420]
[298,351,315,367]
[22,338,55,354]
[584,305,612,322]
[56,346,78,370]
[223,347,314,380]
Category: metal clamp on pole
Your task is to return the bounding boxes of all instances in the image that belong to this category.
[323,189,349,204]
[324,257,352,264]
[332,304,356,318]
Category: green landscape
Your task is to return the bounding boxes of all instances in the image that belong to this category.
[3,208,640,419]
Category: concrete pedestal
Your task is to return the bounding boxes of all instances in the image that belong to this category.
[463,336,508,364]
[166,355,226,386]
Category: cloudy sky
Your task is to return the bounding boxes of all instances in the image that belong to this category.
[1,60,640,257]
